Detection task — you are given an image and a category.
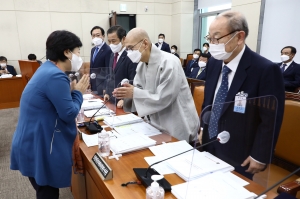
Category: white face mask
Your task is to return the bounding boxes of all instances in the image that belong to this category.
[158,38,164,43]
[92,37,103,46]
[198,61,206,67]
[69,52,83,71]
[281,55,289,62]
[193,54,199,59]
[171,49,176,53]
[0,63,6,68]
[203,47,208,52]
[209,32,239,60]
[110,42,122,53]
[127,40,144,63]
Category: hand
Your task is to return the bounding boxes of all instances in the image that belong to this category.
[0,70,5,74]
[117,100,124,108]
[112,83,134,99]
[74,74,90,94]
[241,156,265,174]
[198,128,203,145]
[104,94,110,102]
[70,80,76,91]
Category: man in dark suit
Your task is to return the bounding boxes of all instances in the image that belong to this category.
[155,33,171,53]
[189,53,211,80]
[28,54,42,66]
[200,11,285,180]
[185,49,201,77]
[278,46,300,92]
[104,25,137,108]
[171,45,180,58]
[90,26,112,94]
[0,56,17,76]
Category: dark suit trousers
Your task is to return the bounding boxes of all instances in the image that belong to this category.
[29,177,59,199]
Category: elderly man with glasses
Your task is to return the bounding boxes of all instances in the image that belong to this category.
[112,27,200,142]
[200,11,285,180]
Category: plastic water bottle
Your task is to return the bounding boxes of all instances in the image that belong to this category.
[98,130,110,157]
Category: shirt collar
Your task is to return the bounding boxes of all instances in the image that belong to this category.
[222,45,246,73]
[283,59,293,67]
[117,46,125,56]
[95,41,105,50]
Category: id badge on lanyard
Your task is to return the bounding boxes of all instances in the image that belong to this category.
[233,91,248,114]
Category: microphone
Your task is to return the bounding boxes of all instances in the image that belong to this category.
[121,78,129,86]
[83,99,109,134]
[133,131,230,191]
[254,167,300,199]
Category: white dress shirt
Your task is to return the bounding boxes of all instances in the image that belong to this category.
[157,42,162,50]
[117,47,126,62]
[281,59,293,71]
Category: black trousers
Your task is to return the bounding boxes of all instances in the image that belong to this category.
[28,177,59,199]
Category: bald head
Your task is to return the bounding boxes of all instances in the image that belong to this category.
[215,10,249,38]
[126,28,151,44]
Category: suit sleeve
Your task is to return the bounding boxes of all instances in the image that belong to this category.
[46,73,83,123]
[104,49,112,68]
[166,44,171,53]
[11,66,17,76]
[127,62,137,81]
[250,62,285,163]
[284,64,300,89]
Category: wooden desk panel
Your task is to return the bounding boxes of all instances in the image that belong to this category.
[0,77,25,109]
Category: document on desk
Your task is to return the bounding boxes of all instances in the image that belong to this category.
[104,113,143,127]
[144,141,193,175]
[110,134,156,154]
[81,99,104,110]
[82,131,117,147]
[166,150,234,181]
[84,108,114,117]
[171,172,256,199]
[114,122,161,137]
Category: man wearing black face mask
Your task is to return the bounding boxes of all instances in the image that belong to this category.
[200,11,284,180]
[277,46,300,92]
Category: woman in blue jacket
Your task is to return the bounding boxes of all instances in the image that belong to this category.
[10,30,89,199]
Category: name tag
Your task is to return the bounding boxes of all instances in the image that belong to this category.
[234,92,248,114]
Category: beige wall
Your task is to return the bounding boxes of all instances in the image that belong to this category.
[231,0,261,51]
[0,0,194,73]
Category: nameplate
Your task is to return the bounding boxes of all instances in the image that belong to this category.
[91,152,113,180]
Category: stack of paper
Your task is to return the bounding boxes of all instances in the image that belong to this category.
[104,113,143,127]
[114,122,161,137]
[171,172,256,199]
[81,99,104,110]
[84,108,114,117]
[110,134,156,154]
[166,150,234,181]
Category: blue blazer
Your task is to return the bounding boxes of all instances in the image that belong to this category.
[201,46,285,166]
[10,61,83,188]
[104,50,137,99]
[155,42,171,53]
[277,61,300,92]
[1,65,17,76]
[185,59,198,77]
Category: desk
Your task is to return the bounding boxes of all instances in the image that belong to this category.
[0,77,25,109]
[71,108,278,199]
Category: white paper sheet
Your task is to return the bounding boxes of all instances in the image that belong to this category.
[144,156,175,175]
[114,122,161,137]
[84,108,114,117]
[81,133,98,147]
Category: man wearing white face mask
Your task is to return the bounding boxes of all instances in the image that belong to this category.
[188,53,211,80]
[155,33,171,53]
[185,49,201,77]
[104,25,137,108]
[277,46,300,92]
[201,11,284,180]
[112,28,199,142]
[0,56,17,76]
[90,26,112,93]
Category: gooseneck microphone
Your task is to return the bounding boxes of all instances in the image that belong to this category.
[133,131,230,191]
[84,98,109,134]
[254,167,300,199]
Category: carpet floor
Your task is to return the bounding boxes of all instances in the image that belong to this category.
[0,108,73,199]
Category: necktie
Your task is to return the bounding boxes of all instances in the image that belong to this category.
[92,47,99,62]
[208,65,232,138]
[112,53,119,70]
[281,63,287,73]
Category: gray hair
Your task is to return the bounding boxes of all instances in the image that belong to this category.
[217,11,249,38]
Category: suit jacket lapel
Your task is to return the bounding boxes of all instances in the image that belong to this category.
[283,61,295,74]
[114,51,127,73]
[94,43,106,63]
[221,46,251,115]
[206,59,223,105]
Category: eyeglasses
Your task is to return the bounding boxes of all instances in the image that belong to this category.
[204,30,240,45]
[125,40,144,51]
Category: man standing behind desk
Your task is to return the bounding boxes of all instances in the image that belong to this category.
[104,25,137,108]
[90,26,112,93]
[278,46,300,92]
[113,28,199,142]
[200,11,285,179]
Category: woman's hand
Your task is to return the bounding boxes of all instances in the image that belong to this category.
[74,74,90,94]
